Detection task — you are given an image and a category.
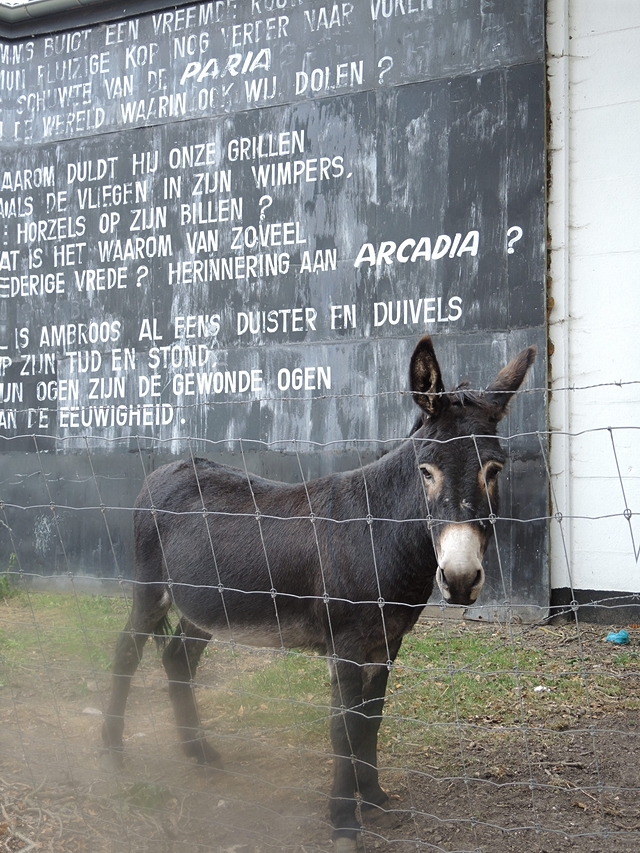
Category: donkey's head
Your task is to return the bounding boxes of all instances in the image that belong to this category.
[409,336,536,606]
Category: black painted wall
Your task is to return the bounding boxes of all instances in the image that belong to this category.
[0,0,547,616]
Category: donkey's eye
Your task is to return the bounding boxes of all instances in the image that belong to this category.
[483,462,503,482]
[419,464,436,483]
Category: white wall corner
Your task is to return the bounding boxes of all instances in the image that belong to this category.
[546,0,573,592]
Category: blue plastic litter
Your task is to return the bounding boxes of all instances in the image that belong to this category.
[605,630,629,645]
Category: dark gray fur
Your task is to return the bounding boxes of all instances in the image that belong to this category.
[102,335,535,844]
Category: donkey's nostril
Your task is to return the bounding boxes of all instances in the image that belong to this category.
[474,569,482,586]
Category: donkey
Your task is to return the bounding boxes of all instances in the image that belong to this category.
[102,335,535,851]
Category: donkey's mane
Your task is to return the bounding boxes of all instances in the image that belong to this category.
[408,382,498,436]
[450,380,492,409]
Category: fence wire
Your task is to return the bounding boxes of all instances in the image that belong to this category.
[0,394,639,853]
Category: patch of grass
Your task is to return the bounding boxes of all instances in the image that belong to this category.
[199,621,640,757]
[2,592,639,766]
[0,590,130,672]
[200,625,551,749]
[202,648,330,741]
[611,648,640,666]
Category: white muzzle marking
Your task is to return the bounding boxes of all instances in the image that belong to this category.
[435,523,485,604]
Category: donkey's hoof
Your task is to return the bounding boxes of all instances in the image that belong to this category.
[188,739,223,768]
[360,791,389,812]
[333,837,360,853]
[99,746,124,771]
[361,801,400,830]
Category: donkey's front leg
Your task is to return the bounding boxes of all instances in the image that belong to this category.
[328,655,367,850]
[357,638,402,820]
[162,618,221,767]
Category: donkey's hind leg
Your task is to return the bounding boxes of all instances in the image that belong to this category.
[102,588,171,759]
[162,617,221,767]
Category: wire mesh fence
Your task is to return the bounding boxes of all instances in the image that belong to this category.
[1,382,639,853]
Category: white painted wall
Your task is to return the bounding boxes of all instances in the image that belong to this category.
[548,0,640,594]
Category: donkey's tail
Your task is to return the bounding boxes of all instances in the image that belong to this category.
[153,613,174,649]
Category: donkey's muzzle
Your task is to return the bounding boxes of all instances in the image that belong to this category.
[435,524,486,606]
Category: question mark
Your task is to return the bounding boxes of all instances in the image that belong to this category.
[259,195,273,221]
[378,56,393,84]
[506,226,523,254]
[136,265,149,288]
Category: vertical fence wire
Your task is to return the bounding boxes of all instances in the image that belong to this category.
[537,429,609,844]
[472,431,542,836]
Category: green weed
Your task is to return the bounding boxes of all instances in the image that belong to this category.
[114,781,169,811]
[0,571,20,601]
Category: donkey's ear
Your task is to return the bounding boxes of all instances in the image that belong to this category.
[410,336,447,418]
[484,345,537,418]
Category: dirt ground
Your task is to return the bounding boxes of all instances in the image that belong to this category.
[1,611,640,853]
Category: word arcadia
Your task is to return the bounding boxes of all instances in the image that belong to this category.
[354,231,479,267]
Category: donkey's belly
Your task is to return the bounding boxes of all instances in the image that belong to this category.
[209,619,325,651]
[172,584,326,652]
